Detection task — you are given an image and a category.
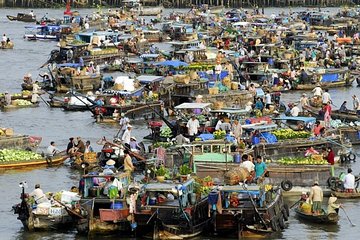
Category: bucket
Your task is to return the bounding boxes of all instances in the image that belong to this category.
[190,193,196,205]
[149,197,157,205]
[234,153,241,163]
[111,202,123,209]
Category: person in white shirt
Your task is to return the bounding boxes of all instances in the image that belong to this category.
[343,168,355,192]
[352,95,360,114]
[122,125,132,144]
[289,104,300,117]
[215,118,223,131]
[322,89,332,104]
[312,85,323,99]
[29,184,48,204]
[264,91,272,109]
[239,154,255,173]
[299,93,309,112]
[47,141,59,157]
[118,113,130,138]
[214,61,222,81]
[186,115,200,136]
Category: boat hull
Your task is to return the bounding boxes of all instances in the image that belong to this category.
[0,154,68,170]
[295,208,339,224]
[332,191,360,198]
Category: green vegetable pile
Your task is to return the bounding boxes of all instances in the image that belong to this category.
[0,149,42,162]
[160,127,172,138]
[12,99,32,106]
[272,129,311,140]
[278,157,328,165]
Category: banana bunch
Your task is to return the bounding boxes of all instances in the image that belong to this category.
[272,129,311,140]
[278,157,328,165]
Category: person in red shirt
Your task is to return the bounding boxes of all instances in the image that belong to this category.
[326,147,335,165]
[313,121,322,136]
[323,102,332,128]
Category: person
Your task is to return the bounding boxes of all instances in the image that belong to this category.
[248,83,256,96]
[343,168,355,193]
[240,154,255,174]
[312,85,323,99]
[254,156,267,179]
[289,103,300,117]
[219,118,231,132]
[29,184,48,204]
[327,194,341,214]
[309,181,323,215]
[326,147,335,165]
[29,10,34,17]
[2,33,6,43]
[122,124,132,145]
[129,137,140,151]
[353,95,360,115]
[118,113,130,138]
[215,117,223,131]
[339,101,348,112]
[322,89,332,105]
[47,141,60,157]
[67,137,76,156]
[313,121,322,136]
[75,137,86,154]
[264,90,272,109]
[123,149,135,173]
[186,115,200,137]
[323,102,332,128]
[31,81,41,103]
[299,93,309,112]
[85,140,94,153]
[305,147,319,157]
[214,60,222,81]
[255,97,264,111]
[299,69,309,84]
[4,91,11,106]
[231,119,243,142]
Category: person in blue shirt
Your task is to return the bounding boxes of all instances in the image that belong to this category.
[255,97,264,111]
[254,155,267,179]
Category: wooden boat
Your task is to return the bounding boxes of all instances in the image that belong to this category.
[0,133,41,151]
[1,102,39,110]
[69,172,132,234]
[294,207,339,224]
[304,105,360,122]
[338,126,360,145]
[0,42,14,49]
[212,186,288,238]
[0,153,68,170]
[13,185,76,231]
[134,178,210,239]
[130,5,164,16]
[7,13,36,22]
[24,25,61,41]
[331,191,360,199]
[293,69,354,90]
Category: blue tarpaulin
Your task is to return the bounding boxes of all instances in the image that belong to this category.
[198,133,214,141]
[321,73,339,82]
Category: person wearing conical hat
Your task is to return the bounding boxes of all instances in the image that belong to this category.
[327,194,341,214]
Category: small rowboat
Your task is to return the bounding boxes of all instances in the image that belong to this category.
[2,102,39,110]
[295,207,339,224]
[0,154,68,170]
[331,191,360,199]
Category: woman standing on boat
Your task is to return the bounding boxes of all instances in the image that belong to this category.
[323,101,332,128]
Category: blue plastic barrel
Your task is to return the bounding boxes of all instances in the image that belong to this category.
[111,202,123,209]
[234,154,241,163]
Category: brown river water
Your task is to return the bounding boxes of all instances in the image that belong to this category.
[0,7,360,240]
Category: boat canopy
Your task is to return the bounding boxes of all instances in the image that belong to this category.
[137,75,164,84]
[210,108,250,115]
[175,103,211,109]
[273,116,316,124]
[57,63,81,68]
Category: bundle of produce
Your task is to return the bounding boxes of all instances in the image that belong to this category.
[160,127,172,138]
[278,156,328,165]
[300,202,312,213]
[272,129,311,140]
[12,99,32,106]
[0,149,42,162]
[213,130,226,139]
[224,167,250,185]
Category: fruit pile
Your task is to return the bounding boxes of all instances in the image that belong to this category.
[12,99,32,106]
[160,127,172,138]
[22,90,32,96]
[278,157,328,165]
[272,129,311,140]
[0,149,42,162]
[213,130,226,139]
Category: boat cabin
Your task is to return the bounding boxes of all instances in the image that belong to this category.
[75,30,124,46]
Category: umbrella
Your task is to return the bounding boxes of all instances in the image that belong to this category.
[154,60,189,68]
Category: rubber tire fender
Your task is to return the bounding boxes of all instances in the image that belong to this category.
[348,153,356,161]
[327,176,337,189]
[282,204,290,221]
[278,214,286,229]
[281,180,293,191]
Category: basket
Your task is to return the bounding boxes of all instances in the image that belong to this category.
[231,82,238,90]
[113,83,124,90]
[311,154,323,161]
[84,152,97,163]
[224,167,250,185]
[213,101,224,110]
[174,75,190,84]
[4,128,13,136]
[208,87,219,95]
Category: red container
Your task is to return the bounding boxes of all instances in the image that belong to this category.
[99,208,130,222]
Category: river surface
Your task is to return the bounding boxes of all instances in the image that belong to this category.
[0,7,360,240]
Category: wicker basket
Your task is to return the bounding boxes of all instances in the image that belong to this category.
[213,101,224,110]
[224,167,250,185]
[231,82,238,90]
[208,87,219,95]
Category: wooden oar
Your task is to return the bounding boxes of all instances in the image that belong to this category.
[289,199,302,209]
[341,206,356,226]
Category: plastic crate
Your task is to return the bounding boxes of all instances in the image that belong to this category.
[99,208,129,222]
